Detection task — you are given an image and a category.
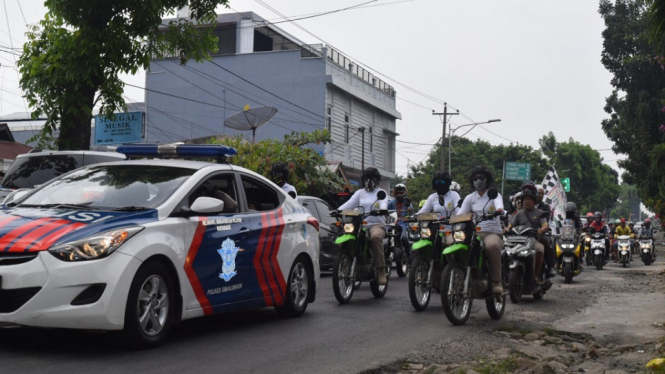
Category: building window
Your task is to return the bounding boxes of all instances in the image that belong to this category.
[344,113,350,143]
[369,127,373,152]
[326,106,332,133]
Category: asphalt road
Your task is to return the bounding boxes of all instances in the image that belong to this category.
[1,248,662,374]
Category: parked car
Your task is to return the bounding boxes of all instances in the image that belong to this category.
[0,144,319,348]
[0,150,125,203]
[297,196,341,270]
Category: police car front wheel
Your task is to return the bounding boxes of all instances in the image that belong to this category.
[121,261,175,349]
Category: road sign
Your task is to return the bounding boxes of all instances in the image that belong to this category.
[504,162,532,181]
[561,178,570,192]
[94,112,144,145]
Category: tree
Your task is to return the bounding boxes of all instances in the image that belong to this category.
[18,0,229,150]
[649,0,665,51]
[599,0,665,226]
[212,130,344,197]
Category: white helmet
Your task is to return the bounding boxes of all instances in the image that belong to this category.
[450,181,461,193]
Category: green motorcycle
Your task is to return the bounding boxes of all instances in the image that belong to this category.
[440,189,507,325]
[332,191,391,304]
[407,212,450,311]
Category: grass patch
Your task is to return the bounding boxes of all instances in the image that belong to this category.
[496,323,533,336]
[544,326,557,336]
[473,356,520,374]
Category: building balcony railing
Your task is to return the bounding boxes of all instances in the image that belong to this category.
[326,47,396,98]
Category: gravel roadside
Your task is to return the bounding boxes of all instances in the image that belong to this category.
[363,243,665,374]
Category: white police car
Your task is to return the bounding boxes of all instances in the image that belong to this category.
[0,144,320,348]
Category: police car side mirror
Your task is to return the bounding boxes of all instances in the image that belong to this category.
[377,190,386,200]
[487,188,498,200]
[190,196,225,214]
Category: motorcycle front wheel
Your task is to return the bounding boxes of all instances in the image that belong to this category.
[595,254,603,270]
[370,275,388,298]
[396,253,409,278]
[622,256,628,268]
[508,268,523,303]
[564,262,572,284]
[440,262,472,325]
[408,256,431,311]
[332,253,355,304]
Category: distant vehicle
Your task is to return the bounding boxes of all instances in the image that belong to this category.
[297,196,341,270]
[0,150,125,203]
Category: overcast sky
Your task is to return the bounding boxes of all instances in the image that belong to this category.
[0,0,620,180]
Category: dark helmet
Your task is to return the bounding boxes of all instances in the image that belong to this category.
[594,211,602,222]
[362,167,381,191]
[565,202,577,213]
[520,180,537,202]
[270,162,289,186]
[469,165,493,188]
[394,183,407,201]
[432,171,452,193]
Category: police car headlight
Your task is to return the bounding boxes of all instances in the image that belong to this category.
[49,227,144,261]
[421,228,432,238]
[453,231,466,242]
[344,223,355,233]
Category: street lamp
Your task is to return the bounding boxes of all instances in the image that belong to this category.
[448,119,501,172]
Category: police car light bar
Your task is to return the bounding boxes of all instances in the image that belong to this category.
[116,144,237,161]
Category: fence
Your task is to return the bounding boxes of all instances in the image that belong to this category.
[326,47,396,97]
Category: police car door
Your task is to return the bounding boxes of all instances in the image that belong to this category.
[183,172,260,311]
[238,174,293,308]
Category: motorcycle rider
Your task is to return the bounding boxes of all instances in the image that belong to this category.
[270,162,297,199]
[536,185,555,277]
[457,166,505,295]
[417,171,460,245]
[583,212,594,230]
[336,167,389,285]
[387,183,413,257]
[613,218,632,260]
[564,202,582,231]
[504,182,549,286]
[586,212,610,261]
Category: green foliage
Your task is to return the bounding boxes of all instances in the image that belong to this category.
[600,0,665,226]
[212,130,343,197]
[18,0,229,150]
[474,356,520,374]
[649,0,665,51]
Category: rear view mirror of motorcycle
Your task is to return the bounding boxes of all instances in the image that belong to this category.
[376,190,387,200]
[487,188,498,200]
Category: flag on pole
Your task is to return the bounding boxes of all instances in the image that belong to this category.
[541,166,567,235]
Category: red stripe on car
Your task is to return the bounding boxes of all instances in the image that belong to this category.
[31,222,88,251]
[262,211,281,306]
[10,219,72,252]
[254,212,274,306]
[271,208,287,300]
[183,219,213,316]
[0,215,20,230]
[0,218,55,251]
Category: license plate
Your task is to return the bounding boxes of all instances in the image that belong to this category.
[506,236,527,242]
[594,250,603,255]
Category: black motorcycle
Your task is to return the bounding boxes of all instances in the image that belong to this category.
[504,218,551,302]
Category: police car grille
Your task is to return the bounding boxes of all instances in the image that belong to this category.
[0,287,41,313]
[0,253,38,266]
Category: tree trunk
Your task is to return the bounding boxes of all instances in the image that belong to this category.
[56,84,96,150]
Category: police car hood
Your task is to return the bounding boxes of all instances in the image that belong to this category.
[0,207,158,252]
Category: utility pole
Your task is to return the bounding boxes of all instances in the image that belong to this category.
[358,127,366,171]
[433,103,459,172]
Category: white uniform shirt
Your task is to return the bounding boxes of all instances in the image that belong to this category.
[457,191,504,234]
[337,188,389,227]
[417,191,460,230]
[281,183,297,199]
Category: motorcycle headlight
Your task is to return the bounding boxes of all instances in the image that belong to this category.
[518,248,530,256]
[421,228,432,238]
[49,227,143,262]
[585,237,591,243]
[344,223,355,233]
[561,243,574,249]
[453,231,466,242]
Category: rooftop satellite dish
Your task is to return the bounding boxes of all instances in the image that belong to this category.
[224,105,278,143]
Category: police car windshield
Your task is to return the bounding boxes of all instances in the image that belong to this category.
[19,165,195,210]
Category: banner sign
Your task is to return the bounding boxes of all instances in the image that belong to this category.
[94,112,144,145]
[541,166,567,235]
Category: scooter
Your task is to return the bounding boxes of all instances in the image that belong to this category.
[639,235,656,265]
[616,235,632,268]
[588,232,608,270]
[504,218,551,303]
[556,224,583,283]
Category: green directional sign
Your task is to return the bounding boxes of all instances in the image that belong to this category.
[504,162,532,181]
[561,178,570,192]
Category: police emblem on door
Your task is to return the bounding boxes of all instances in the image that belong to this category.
[218,238,240,282]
